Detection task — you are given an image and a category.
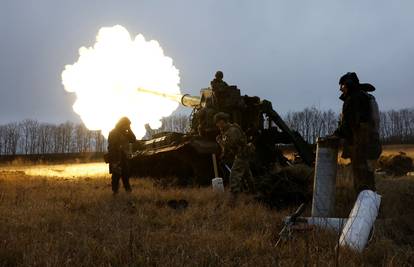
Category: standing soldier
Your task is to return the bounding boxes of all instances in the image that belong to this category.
[210,71,229,93]
[107,117,137,194]
[210,71,229,109]
[332,72,382,194]
[214,112,255,205]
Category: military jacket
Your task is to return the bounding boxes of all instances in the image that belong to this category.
[107,128,136,162]
[335,88,381,159]
[210,78,229,93]
[217,123,249,160]
[335,89,370,141]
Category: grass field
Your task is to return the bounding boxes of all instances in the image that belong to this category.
[381,144,414,158]
[0,150,413,266]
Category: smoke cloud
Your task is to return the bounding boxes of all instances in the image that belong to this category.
[61,25,181,138]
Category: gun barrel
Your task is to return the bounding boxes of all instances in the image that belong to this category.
[180,94,201,108]
[137,88,201,108]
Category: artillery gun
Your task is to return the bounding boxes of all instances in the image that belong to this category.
[129,85,314,185]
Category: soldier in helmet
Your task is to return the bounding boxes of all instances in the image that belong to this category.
[107,117,137,194]
[210,71,229,109]
[214,112,256,205]
[211,71,228,91]
[332,72,382,194]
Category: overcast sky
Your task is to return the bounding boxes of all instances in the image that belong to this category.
[1,0,413,124]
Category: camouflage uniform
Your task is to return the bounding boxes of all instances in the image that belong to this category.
[217,123,255,194]
[197,99,217,139]
[210,72,229,110]
[211,78,229,93]
[107,124,136,193]
[334,73,382,193]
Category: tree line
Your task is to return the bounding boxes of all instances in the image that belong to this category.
[163,108,414,145]
[284,107,338,144]
[0,120,106,155]
[379,108,414,144]
[0,108,412,155]
[285,107,414,144]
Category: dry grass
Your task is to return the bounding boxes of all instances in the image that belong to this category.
[0,160,413,266]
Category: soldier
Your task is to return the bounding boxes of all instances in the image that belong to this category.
[214,112,255,204]
[107,117,137,194]
[210,71,229,109]
[197,97,217,139]
[210,71,228,93]
[332,72,382,194]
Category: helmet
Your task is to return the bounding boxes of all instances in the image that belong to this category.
[214,112,230,123]
[215,71,224,80]
[339,72,359,88]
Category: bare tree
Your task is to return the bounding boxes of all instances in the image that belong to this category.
[285,107,338,144]
[74,124,94,152]
[37,123,54,154]
[19,119,40,154]
[51,122,73,153]
[0,125,5,155]
[91,130,106,152]
[380,108,414,144]
[156,114,190,134]
[3,123,21,155]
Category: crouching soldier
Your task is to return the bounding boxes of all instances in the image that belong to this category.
[332,72,382,194]
[214,112,256,205]
[106,117,137,194]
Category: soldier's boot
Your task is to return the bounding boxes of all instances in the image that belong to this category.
[122,175,132,193]
[111,174,120,195]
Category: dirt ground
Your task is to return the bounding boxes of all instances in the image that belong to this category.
[0,159,413,266]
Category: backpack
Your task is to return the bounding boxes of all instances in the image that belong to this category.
[367,93,380,134]
[361,85,382,159]
[360,83,380,135]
